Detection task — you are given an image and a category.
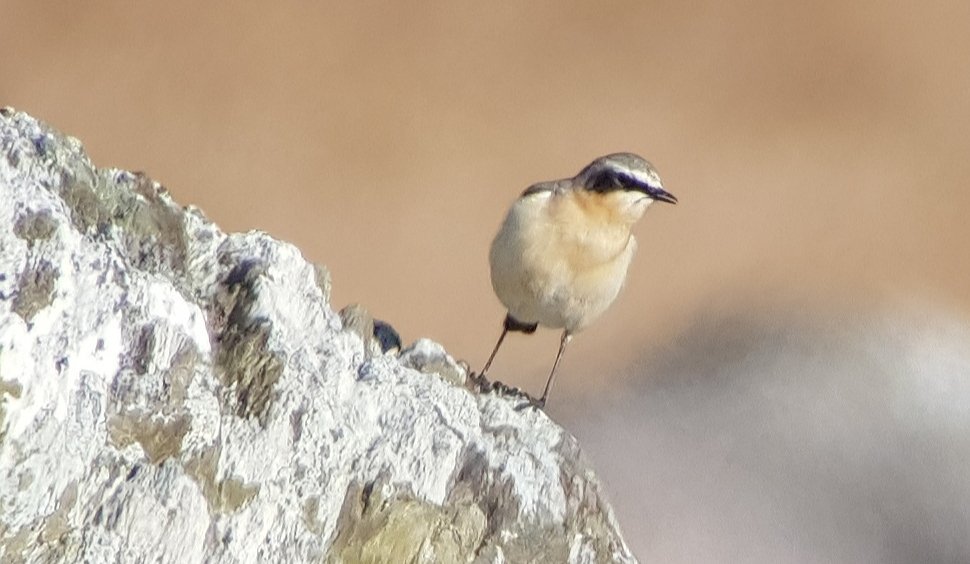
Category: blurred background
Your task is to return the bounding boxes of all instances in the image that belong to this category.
[4,2,969,561]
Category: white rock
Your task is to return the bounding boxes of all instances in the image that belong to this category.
[0,108,636,563]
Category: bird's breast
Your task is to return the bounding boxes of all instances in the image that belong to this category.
[489,193,637,330]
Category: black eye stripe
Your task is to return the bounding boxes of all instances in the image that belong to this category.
[616,173,637,186]
[589,170,640,192]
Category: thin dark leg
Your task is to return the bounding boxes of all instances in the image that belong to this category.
[538,330,572,407]
[481,314,538,378]
[480,324,509,378]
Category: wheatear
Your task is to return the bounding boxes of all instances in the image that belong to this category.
[477,153,676,408]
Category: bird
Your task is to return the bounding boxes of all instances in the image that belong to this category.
[477,153,677,408]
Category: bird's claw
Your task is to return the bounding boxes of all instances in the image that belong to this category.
[468,371,494,392]
[468,372,543,409]
[513,395,545,411]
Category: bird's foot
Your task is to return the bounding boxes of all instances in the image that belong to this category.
[468,372,541,407]
[468,371,495,393]
[513,394,545,411]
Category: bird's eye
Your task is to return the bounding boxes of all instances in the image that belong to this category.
[615,173,636,188]
[589,171,619,191]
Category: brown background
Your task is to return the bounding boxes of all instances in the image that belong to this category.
[4,2,969,560]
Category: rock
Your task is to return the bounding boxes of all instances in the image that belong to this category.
[399,338,467,387]
[0,109,636,563]
[372,319,403,356]
[339,304,403,358]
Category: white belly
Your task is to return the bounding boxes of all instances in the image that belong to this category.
[489,195,637,332]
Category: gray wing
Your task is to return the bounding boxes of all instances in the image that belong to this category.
[521,179,569,197]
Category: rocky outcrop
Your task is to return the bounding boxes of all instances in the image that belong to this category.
[0,109,635,563]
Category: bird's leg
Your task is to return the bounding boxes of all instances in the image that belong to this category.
[524,330,572,409]
[480,314,538,378]
[480,325,508,378]
[472,322,509,391]
[474,315,541,397]
[543,330,572,403]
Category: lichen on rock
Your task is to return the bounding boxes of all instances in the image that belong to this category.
[328,474,488,563]
[0,109,636,563]
[10,259,57,323]
[209,259,285,425]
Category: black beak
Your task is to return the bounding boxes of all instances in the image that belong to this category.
[646,185,677,204]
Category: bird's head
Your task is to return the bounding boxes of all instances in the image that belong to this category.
[574,153,676,223]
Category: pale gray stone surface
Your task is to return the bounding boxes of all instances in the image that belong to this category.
[0,109,635,563]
